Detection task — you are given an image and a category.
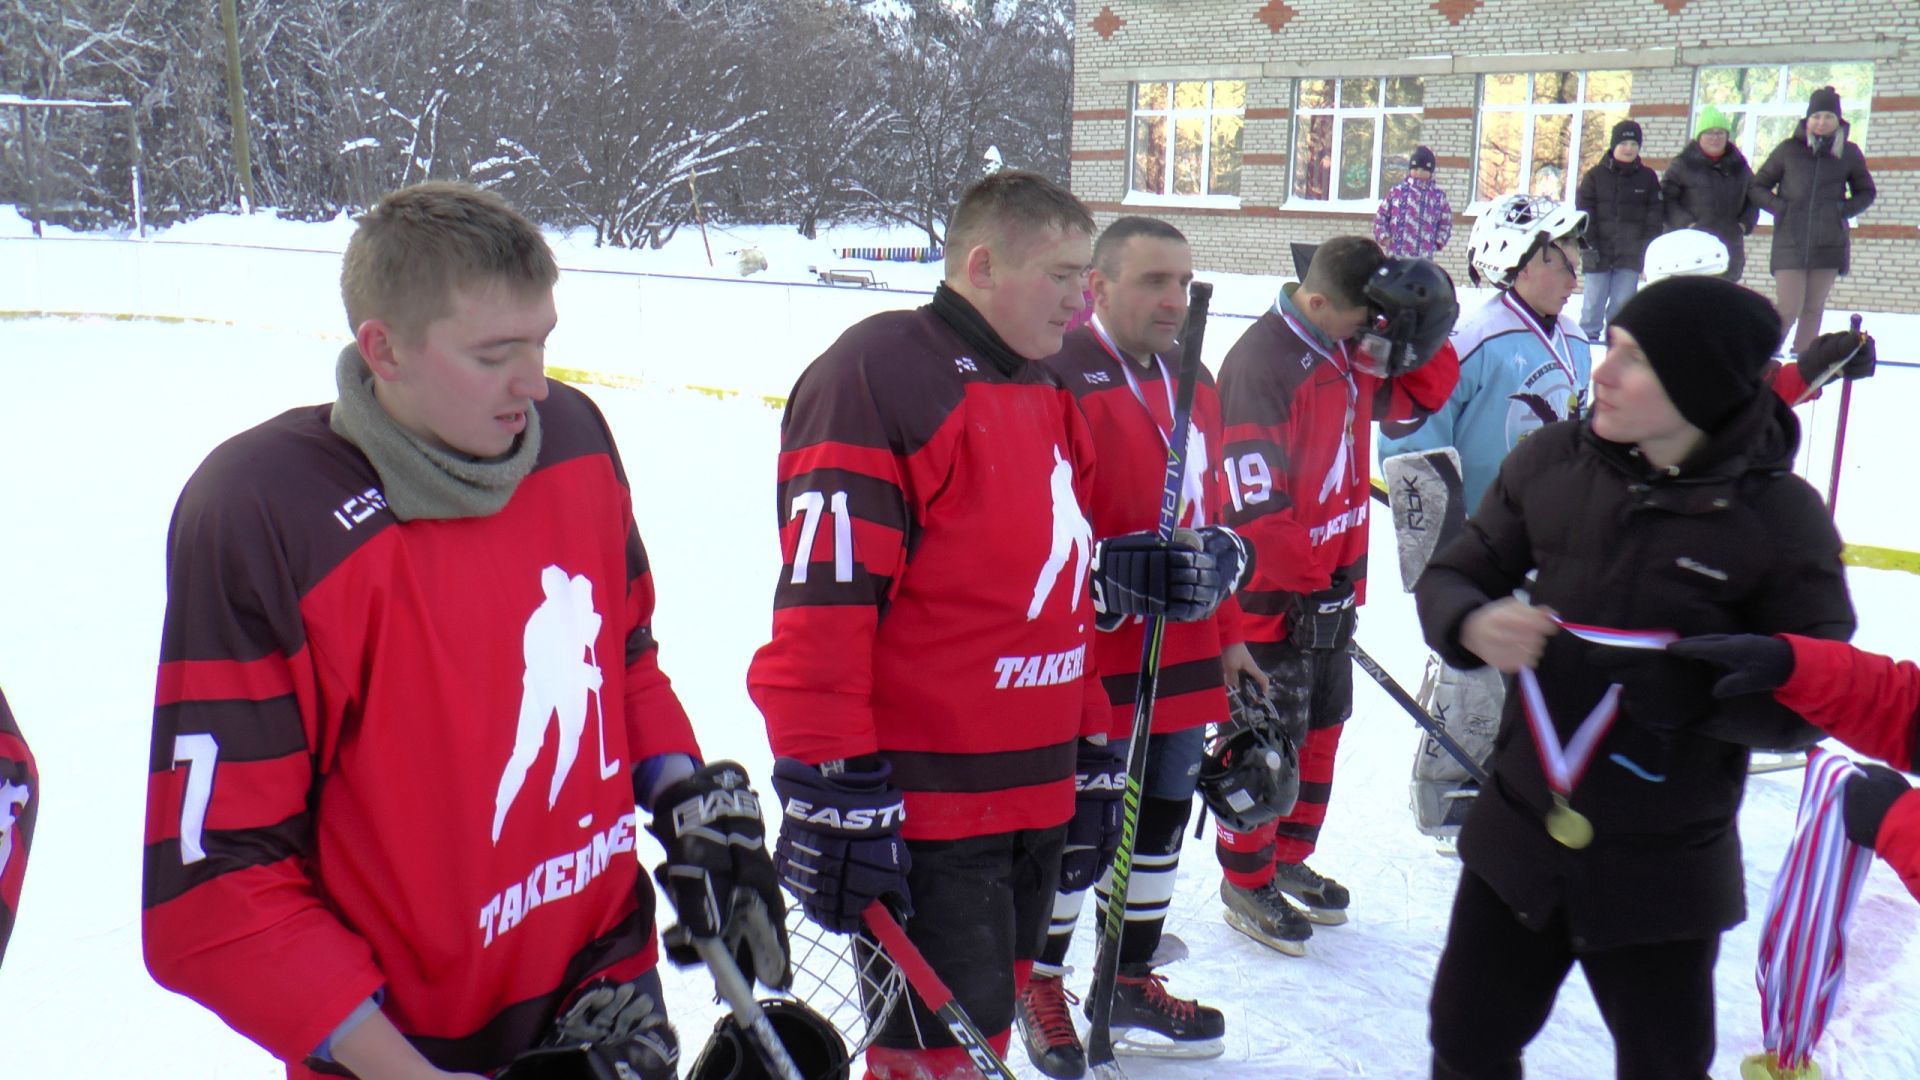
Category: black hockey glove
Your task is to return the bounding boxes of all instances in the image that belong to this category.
[647,761,791,991]
[1843,764,1911,850]
[503,978,679,1080]
[1092,530,1224,623]
[1666,634,1796,698]
[1194,525,1253,598]
[1796,330,1877,384]
[1286,578,1356,651]
[770,757,911,933]
[1060,738,1127,893]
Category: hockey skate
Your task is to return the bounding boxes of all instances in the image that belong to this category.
[1087,964,1225,1060]
[1270,861,1350,925]
[1016,973,1086,1078]
[1220,879,1310,956]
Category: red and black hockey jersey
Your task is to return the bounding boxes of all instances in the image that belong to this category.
[749,296,1103,842]
[142,382,700,1078]
[1044,322,1244,738]
[1217,287,1459,642]
[1776,635,1920,904]
[0,687,35,968]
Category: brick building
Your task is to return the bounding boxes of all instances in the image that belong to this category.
[1068,0,1919,312]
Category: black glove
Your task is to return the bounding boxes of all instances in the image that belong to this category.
[769,757,911,933]
[1843,764,1912,849]
[647,761,790,990]
[1795,330,1876,384]
[1060,739,1126,893]
[1590,648,1718,730]
[1192,525,1253,597]
[1666,634,1796,698]
[506,978,679,1080]
[1286,578,1356,651]
[1092,530,1224,623]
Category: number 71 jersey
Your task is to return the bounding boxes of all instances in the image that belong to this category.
[749,305,1104,843]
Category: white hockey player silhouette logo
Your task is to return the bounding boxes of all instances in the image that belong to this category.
[0,777,27,879]
[1027,445,1093,620]
[1181,428,1209,529]
[492,565,620,844]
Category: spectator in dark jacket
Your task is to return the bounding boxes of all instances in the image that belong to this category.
[1415,276,1855,1079]
[1576,120,1663,343]
[1750,85,1876,356]
[1661,106,1758,281]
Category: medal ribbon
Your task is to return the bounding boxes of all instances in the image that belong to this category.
[1516,617,1677,796]
[1755,749,1874,1071]
[1274,302,1359,503]
[1089,314,1175,451]
[1500,290,1580,390]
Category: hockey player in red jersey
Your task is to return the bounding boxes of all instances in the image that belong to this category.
[1018,217,1256,1075]
[1213,236,1460,953]
[1669,632,1920,903]
[0,687,35,969]
[142,184,788,1080]
[749,173,1236,1080]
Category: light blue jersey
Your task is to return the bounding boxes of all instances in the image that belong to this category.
[1378,291,1592,514]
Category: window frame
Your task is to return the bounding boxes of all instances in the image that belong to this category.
[1287,76,1426,210]
[1123,78,1246,208]
[1471,70,1634,212]
[1690,61,1874,157]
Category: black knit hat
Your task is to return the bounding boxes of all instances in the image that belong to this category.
[1807,85,1843,119]
[1610,120,1643,148]
[1409,145,1437,171]
[1609,277,1783,432]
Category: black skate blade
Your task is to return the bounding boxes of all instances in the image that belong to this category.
[1113,1030,1226,1061]
[1224,910,1308,956]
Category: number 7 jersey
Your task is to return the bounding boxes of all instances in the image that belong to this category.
[748,301,1105,842]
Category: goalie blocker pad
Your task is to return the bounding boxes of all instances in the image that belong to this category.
[1382,447,1466,593]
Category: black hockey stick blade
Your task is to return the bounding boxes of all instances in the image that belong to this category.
[861,902,1017,1080]
[1349,640,1491,785]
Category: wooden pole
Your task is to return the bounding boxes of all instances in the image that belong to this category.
[219,0,256,213]
[689,171,713,267]
[19,105,41,237]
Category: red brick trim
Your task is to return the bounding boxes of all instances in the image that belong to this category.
[1629,103,1689,118]
[1867,155,1920,171]
[1641,156,1671,171]
[1072,108,1128,122]
[1424,107,1475,120]
[1071,149,1126,162]
[1435,155,1471,170]
[1246,107,1292,121]
[1751,223,1920,240]
[1870,95,1920,112]
[1244,153,1288,166]
[1086,201,1404,221]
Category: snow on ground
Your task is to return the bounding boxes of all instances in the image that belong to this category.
[2,216,1918,1078]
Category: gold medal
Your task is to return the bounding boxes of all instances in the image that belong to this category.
[1546,793,1593,850]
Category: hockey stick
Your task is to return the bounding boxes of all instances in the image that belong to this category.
[860,901,1018,1080]
[1085,280,1214,1080]
[1349,641,1490,786]
[688,932,808,1080]
[1825,315,1864,517]
[1789,313,1866,407]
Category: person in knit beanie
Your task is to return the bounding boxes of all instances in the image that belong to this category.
[1577,118,1663,342]
[1661,106,1757,280]
[1603,275,1782,441]
[1413,270,1853,1080]
[1750,86,1876,355]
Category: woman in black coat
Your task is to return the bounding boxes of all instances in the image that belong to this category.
[1661,106,1757,280]
[1750,86,1876,356]
[1414,277,1855,1080]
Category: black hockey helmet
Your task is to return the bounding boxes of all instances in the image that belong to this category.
[1199,682,1301,832]
[1356,257,1460,379]
[687,998,851,1080]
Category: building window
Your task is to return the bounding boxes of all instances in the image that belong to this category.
[1475,70,1632,205]
[1291,77,1424,203]
[1694,62,1874,155]
[1129,80,1245,199]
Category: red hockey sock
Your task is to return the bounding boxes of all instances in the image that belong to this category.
[1216,820,1278,890]
[1271,721,1343,865]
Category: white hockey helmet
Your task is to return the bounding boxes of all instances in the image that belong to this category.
[1644,228,1730,282]
[1467,194,1589,288]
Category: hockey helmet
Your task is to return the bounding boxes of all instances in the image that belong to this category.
[1643,228,1730,282]
[688,998,851,1080]
[1467,194,1589,288]
[1198,682,1301,832]
[1357,257,1461,378]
